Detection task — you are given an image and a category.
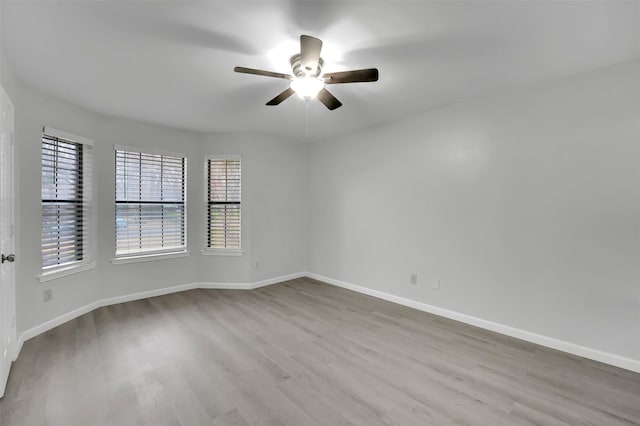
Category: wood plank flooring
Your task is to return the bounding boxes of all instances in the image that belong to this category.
[1,278,639,425]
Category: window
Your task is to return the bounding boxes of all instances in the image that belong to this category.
[206,156,241,251]
[41,128,92,271]
[115,147,186,257]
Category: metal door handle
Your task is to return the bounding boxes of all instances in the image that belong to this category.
[1,253,15,263]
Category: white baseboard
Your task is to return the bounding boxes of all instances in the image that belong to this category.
[15,272,306,361]
[305,272,640,374]
[197,271,306,291]
[15,300,101,362]
[14,270,639,375]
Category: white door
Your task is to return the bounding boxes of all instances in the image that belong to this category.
[0,85,16,398]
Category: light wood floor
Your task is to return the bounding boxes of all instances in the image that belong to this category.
[1,278,639,425]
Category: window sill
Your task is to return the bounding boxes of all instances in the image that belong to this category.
[111,250,190,265]
[201,249,244,257]
[39,260,96,283]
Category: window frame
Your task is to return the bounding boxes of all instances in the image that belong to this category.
[202,154,243,256]
[112,145,189,263]
[39,127,95,282]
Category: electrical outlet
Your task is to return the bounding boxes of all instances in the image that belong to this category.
[43,288,53,302]
[255,260,260,270]
[410,273,418,285]
[431,278,440,290]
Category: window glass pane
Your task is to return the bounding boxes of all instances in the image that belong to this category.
[115,149,186,256]
[41,135,88,268]
[207,158,241,249]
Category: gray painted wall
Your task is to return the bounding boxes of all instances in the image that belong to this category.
[2,64,307,332]
[197,132,307,284]
[2,49,639,364]
[307,59,640,361]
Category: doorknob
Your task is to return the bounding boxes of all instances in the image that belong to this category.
[1,254,15,263]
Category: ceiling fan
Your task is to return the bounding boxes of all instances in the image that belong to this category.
[234,35,379,110]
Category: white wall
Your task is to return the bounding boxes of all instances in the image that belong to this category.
[307,59,640,361]
[94,115,203,300]
[197,133,307,284]
[14,84,101,332]
[13,85,203,331]
[4,68,307,333]
[4,41,639,367]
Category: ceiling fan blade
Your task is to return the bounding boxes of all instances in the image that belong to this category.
[266,88,295,106]
[324,68,379,84]
[234,66,292,80]
[316,88,342,110]
[300,35,323,74]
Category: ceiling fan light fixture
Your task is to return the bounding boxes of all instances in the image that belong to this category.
[290,77,324,100]
[234,34,378,110]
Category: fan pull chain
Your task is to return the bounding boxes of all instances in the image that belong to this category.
[306,100,310,142]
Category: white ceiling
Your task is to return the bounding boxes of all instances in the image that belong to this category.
[2,1,639,141]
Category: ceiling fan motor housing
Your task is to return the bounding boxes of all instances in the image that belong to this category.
[290,54,324,78]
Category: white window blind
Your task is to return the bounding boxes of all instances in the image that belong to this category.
[115,148,186,256]
[207,157,241,249]
[41,132,92,269]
